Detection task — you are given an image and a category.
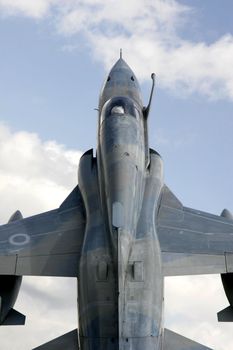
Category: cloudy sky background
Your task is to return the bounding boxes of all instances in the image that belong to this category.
[0,0,233,349]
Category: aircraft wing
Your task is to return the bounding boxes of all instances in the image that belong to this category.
[157,185,233,276]
[0,186,85,278]
[163,328,212,350]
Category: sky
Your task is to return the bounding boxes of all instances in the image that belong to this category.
[0,0,233,349]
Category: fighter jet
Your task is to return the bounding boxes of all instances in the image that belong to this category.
[0,56,233,350]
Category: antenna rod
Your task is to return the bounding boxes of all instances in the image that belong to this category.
[120,48,122,59]
[143,73,155,119]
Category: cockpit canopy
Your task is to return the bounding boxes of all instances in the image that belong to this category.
[100,96,141,124]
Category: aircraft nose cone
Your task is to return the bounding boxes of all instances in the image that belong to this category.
[110,57,134,73]
[99,58,143,110]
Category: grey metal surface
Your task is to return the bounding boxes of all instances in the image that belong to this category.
[163,329,212,350]
[0,57,232,349]
[0,186,85,277]
[33,329,78,350]
[98,58,143,111]
[218,306,233,322]
[1,308,25,326]
[158,185,233,276]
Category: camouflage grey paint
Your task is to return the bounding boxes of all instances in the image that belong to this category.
[78,147,164,349]
[78,58,165,349]
[0,58,233,349]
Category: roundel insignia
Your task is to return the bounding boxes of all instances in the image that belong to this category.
[9,233,30,246]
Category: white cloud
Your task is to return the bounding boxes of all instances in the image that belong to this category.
[0,276,78,349]
[0,0,56,18]
[71,2,233,101]
[0,123,82,223]
[165,275,233,350]
[2,1,233,100]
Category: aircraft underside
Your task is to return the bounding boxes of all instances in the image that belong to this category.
[0,57,232,350]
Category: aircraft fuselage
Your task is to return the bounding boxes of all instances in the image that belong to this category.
[78,58,164,349]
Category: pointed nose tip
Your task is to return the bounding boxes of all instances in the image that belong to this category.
[110,57,131,71]
[99,58,142,110]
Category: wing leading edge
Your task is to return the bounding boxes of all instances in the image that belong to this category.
[163,328,212,350]
[0,186,85,278]
[157,185,233,276]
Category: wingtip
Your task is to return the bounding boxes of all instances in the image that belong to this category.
[217,306,233,322]
[221,208,233,220]
[33,329,78,350]
[1,308,26,326]
[8,210,23,223]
